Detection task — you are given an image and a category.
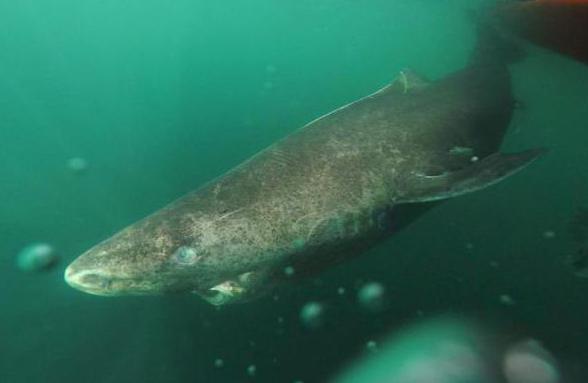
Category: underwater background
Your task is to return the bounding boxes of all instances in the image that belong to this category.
[1,0,587,382]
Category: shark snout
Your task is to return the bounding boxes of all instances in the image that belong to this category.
[64,265,115,296]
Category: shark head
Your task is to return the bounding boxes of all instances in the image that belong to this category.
[64,201,275,305]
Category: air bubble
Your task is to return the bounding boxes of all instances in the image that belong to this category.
[499,294,516,306]
[67,157,88,174]
[284,266,295,277]
[357,282,386,312]
[366,340,378,353]
[247,364,257,377]
[16,243,58,272]
[300,301,324,329]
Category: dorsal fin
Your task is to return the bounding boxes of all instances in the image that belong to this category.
[388,69,430,94]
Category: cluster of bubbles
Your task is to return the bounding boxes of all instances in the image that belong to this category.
[332,317,561,383]
[16,157,90,272]
[215,357,304,382]
[299,281,387,329]
[16,157,91,275]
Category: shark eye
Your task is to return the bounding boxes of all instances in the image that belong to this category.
[172,246,200,265]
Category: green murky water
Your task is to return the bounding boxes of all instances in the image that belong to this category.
[1,1,587,382]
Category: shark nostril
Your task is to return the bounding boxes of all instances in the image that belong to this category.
[80,273,101,285]
[80,273,112,289]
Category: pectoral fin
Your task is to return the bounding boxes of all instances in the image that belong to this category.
[397,148,547,203]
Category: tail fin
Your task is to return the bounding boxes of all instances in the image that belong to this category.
[469,13,525,66]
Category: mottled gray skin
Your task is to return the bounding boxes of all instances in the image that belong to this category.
[65,34,542,304]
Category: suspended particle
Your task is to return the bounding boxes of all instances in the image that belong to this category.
[66,157,88,174]
[357,282,386,312]
[247,364,257,377]
[263,81,274,91]
[543,230,556,239]
[16,243,59,272]
[337,287,346,296]
[284,266,295,277]
[366,340,378,353]
[214,358,224,368]
[300,301,324,329]
[499,294,516,306]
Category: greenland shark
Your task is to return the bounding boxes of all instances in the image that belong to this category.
[65,27,544,305]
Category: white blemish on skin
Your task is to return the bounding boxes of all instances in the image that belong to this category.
[293,212,320,226]
[212,183,223,196]
[306,217,328,241]
[214,208,244,222]
[198,221,221,248]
